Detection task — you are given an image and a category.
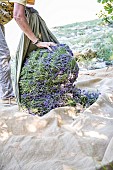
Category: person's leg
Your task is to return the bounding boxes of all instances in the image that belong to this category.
[0,24,14,100]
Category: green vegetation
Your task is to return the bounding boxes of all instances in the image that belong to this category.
[97,0,113,24]
[52,19,113,62]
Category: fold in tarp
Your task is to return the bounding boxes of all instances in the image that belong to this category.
[1,67,113,170]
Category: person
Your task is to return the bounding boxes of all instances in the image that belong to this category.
[0,0,56,105]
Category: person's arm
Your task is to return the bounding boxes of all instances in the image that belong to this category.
[13,3,56,50]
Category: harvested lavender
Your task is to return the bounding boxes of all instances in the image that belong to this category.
[19,44,78,115]
[19,44,100,116]
[73,88,100,108]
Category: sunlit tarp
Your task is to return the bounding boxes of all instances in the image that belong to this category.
[0,66,113,170]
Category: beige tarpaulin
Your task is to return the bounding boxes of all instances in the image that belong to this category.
[0,66,113,170]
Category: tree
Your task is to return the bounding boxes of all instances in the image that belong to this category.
[97,0,113,23]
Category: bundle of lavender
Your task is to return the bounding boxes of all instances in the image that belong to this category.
[19,44,99,116]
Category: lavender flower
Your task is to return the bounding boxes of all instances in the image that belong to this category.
[19,44,99,116]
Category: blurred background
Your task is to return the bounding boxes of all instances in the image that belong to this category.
[5,0,103,56]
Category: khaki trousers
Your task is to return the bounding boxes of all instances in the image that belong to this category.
[0,24,14,99]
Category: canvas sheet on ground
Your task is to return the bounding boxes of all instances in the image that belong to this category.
[0,66,113,170]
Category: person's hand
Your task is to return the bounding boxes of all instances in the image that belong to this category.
[36,41,57,51]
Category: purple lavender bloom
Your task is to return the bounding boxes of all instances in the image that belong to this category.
[19,43,80,116]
